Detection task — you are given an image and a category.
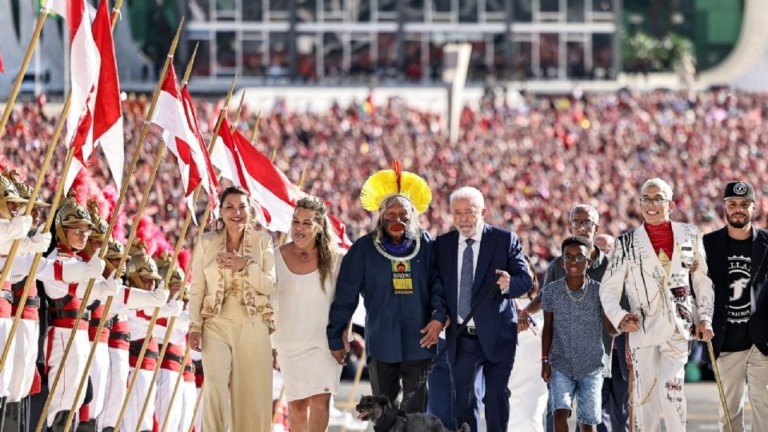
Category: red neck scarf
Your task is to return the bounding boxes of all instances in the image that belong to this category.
[644,221,673,260]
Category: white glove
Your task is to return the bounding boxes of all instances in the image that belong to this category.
[62,254,106,283]
[2,215,33,240]
[94,271,121,298]
[151,287,170,305]
[24,230,51,254]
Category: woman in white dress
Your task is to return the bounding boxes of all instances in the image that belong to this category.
[273,196,346,432]
[507,256,548,431]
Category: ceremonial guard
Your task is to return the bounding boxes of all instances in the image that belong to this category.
[39,195,120,431]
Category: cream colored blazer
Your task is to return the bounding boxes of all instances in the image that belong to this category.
[188,227,276,333]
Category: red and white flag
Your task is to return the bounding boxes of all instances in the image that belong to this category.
[212,120,300,233]
[46,0,100,193]
[328,212,352,249]
[151,63,218,222]
[89,0,124,190]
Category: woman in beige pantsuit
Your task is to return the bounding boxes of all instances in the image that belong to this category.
[188,186,276,432]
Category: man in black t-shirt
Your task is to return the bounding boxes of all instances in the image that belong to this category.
[703,180,768,432]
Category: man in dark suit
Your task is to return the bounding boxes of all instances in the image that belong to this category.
[703,180,768,432]
[435,186,532,432]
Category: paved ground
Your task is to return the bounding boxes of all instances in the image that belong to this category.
[325,380,748,431]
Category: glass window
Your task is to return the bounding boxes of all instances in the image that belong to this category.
[242,0,263,21]
[512,0,532,22]
[459,0,478,22]
[539,33,559,78]
[592,33,614,79]
[378,0,397,13]
[242,39,266,77]
[485,0,506,18]
[403,34,423,81]
[567,0,585,22]
[215,31,237,69]
[296,34,318,82]
[188,39,212,76]
[350,36,375,78]
[431,0,452,14]
[540,0,559,12]
[297,0,317,21]
[593,0,614,12]
[216,0,235,12]
[405,0,425,22]
[566,41,586,78]
[512,40,533,79]
[267,32,290,79]
[323,32,345,77]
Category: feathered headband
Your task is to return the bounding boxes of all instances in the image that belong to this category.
[359,161,432,213]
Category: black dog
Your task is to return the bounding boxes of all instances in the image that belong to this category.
[356,395,470,432]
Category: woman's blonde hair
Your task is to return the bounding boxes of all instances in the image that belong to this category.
[295,195,334,292]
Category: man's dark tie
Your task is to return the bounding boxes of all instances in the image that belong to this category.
[459,238,474,321]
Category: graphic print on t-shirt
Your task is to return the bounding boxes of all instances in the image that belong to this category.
[727,253,751,324]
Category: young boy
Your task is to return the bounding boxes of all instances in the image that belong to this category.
[541,236,617,432]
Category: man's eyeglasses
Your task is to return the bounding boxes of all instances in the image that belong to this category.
[563,254,589,264]
[452,209,480,219]
[569,221,596,230]
[639,197,669,206]
[66,227,92,237]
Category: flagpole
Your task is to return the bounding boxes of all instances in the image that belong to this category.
[159,342,192,432]
[0,5,49,137]
[160,76,237,432]
[128,47,217,432]
[35,14,184,432]
[187,382,204,432]
[249,112,261,145]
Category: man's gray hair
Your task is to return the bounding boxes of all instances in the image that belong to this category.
[449,186,485,208]
[569,204,600,223]
[641,178,674,200]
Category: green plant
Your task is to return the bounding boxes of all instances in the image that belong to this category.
[622,31,695,73]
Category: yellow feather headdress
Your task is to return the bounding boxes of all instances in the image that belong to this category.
[360,161,432,213]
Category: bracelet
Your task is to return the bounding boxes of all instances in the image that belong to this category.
[541,359,550,364]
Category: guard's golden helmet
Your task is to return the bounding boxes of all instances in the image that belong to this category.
[54,195,94,250]
[86,199,109,255]
[3,169,50,211]
[104,238,128,274]
[156,252,186,287]
[126,249,163,290]
[0,175,28,219]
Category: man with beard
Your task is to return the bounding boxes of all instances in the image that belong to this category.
[703,181,768,432]
[327,162,446,413]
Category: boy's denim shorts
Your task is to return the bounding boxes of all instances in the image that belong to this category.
[550,367,603,425]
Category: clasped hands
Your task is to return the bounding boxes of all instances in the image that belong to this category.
[216,251,249,271]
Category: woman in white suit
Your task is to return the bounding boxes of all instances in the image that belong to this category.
[188,186,276,432]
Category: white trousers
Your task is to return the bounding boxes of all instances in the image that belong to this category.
[155,369,182,431]
[179,381,197,432]
[87,341,110,419]
[122,368,156,432]
[7,319,34,401]
[628,331,689,432]
[507,312,547,432]
[101,347,129,428]
[45,326,88,427]
[716,346,768,432]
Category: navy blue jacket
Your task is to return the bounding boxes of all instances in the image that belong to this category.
[436,224,532,364]
[326,230,447,363]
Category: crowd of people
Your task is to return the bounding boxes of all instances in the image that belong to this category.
[1,87,768,432]
[5,88,768,272]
